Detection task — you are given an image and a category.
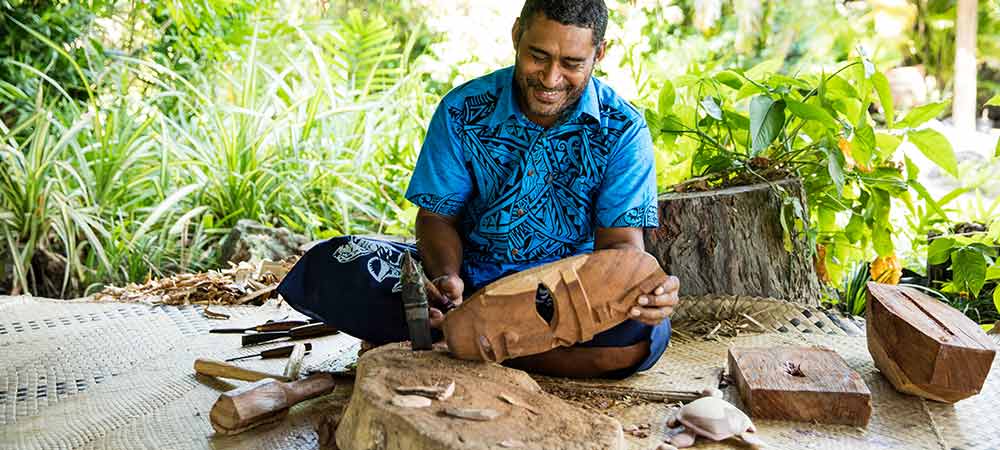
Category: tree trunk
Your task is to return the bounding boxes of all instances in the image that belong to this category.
[953,0,978,130]
[643,178,821,305]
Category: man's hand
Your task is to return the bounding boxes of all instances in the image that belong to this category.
[425,273,464,328]
[628,275,680,326]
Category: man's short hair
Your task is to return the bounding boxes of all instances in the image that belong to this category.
[518,0,608,48]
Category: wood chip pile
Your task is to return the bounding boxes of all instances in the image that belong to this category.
[94,259,296,306]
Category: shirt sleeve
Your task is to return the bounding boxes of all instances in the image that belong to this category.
[404,101,472,217]
[594,119,659,228]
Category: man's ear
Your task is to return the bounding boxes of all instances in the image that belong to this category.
[594,40,607,64]
[512,18,521,49]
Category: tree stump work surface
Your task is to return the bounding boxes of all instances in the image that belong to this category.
[333,343,624,450]
[644,178,821,305]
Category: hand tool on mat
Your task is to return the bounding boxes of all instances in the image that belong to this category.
[241,322,338,346]
[400,251,433,350]
[225,343,313,362]
[283,343,308,380]
[210,373,336,435]
[194,358,291,382]
[210,319,310,334]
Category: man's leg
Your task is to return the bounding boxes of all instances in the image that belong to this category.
[277,235,436,344]
[503,341,650,378]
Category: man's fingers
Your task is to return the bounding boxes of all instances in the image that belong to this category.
[663,275,680,293]
[429,307,445,328]
[630,306,673,325]
[637,291,679,308]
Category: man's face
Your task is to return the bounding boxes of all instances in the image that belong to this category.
[512,14,606,128]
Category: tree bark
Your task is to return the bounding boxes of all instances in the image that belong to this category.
[953,0,978,130]
[643,178,821,305]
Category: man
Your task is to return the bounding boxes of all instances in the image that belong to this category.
[278,0,679,378]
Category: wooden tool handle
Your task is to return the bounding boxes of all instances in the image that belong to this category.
[255,320,310,332]
[194,358,290,382]
[288,322,338,338]
[283,372,337,404]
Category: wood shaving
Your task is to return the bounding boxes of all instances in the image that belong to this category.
[391,395,432,408]
[394,381,455,401]
[93,258,296,307]
[499,439,525,448]
[498,393,539,415]
[442,407,501,421]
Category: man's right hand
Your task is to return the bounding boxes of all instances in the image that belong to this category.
[425,273,463,328]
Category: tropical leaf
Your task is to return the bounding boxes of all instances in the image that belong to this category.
[749,95,785,156]
[907,128,958,178]
[894,101,949,129]
[952,247,988,298]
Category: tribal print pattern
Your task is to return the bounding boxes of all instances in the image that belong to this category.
[332,236,404,292]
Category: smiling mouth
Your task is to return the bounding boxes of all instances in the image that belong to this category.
[532,88,563,104]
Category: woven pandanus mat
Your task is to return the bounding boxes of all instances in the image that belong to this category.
[671,294,866,337]
[606,332,1000,450]
[0,296,359,450]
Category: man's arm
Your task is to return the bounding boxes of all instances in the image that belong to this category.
[594,226,645,252]
[415,208,465,325]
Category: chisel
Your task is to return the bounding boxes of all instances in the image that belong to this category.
[241,322,338,346]
[210,319,310,334]
[225,343,313,362]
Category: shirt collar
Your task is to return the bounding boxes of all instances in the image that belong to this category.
[489,66,601,128]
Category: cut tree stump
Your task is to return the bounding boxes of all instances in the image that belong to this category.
[644,178,821,305]
[866,282,997,403]
[728,346,872,426]
[333,343,624,450]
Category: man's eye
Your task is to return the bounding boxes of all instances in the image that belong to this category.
[531,53,546,61]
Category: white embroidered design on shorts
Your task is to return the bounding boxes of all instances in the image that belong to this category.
[332,237,404,292]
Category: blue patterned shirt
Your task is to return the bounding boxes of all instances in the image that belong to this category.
[405,66,658,290]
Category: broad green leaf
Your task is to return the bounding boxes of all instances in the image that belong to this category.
[909,179,948,220]
[749,95,785,156]
[852,121,876,167]
[876,133,902,159]
[715,70,743,90]
[826,75,859,100]
[928,237,956,265]
[845,213,865,243]
[833,98,863,124]
[825,145,846,197]
[907,128,959,178]
[952,247,988,298]
[894,101,949,129]
[987,94,1000,106]
[745,58,784,81]
[787,100,838,129]
[735,82,765,101]
[701,97,723,120]
[985,323,996,334]
[873,223,894,256]
[872,72,895,126]
[658,80,676,116]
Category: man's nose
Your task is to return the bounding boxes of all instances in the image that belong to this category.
[539,62,562,89]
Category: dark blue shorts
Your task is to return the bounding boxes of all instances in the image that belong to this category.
[277,236,670,378]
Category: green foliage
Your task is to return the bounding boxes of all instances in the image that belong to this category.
[646,55,958,286]
[0,4,433,296]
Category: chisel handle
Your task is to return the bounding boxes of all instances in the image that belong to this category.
[194,358,290,382]
[242,323,337,346]
[210,320,310,334]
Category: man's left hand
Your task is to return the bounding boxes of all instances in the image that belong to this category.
[629,275,680,326]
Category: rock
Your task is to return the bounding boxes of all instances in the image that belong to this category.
[442,407,502,421]
[219,219,309,265]
[333,343,624,450]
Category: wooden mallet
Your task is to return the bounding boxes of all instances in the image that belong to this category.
[209,373,336,435]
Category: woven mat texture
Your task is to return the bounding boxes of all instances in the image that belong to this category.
[1,295,998,450]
